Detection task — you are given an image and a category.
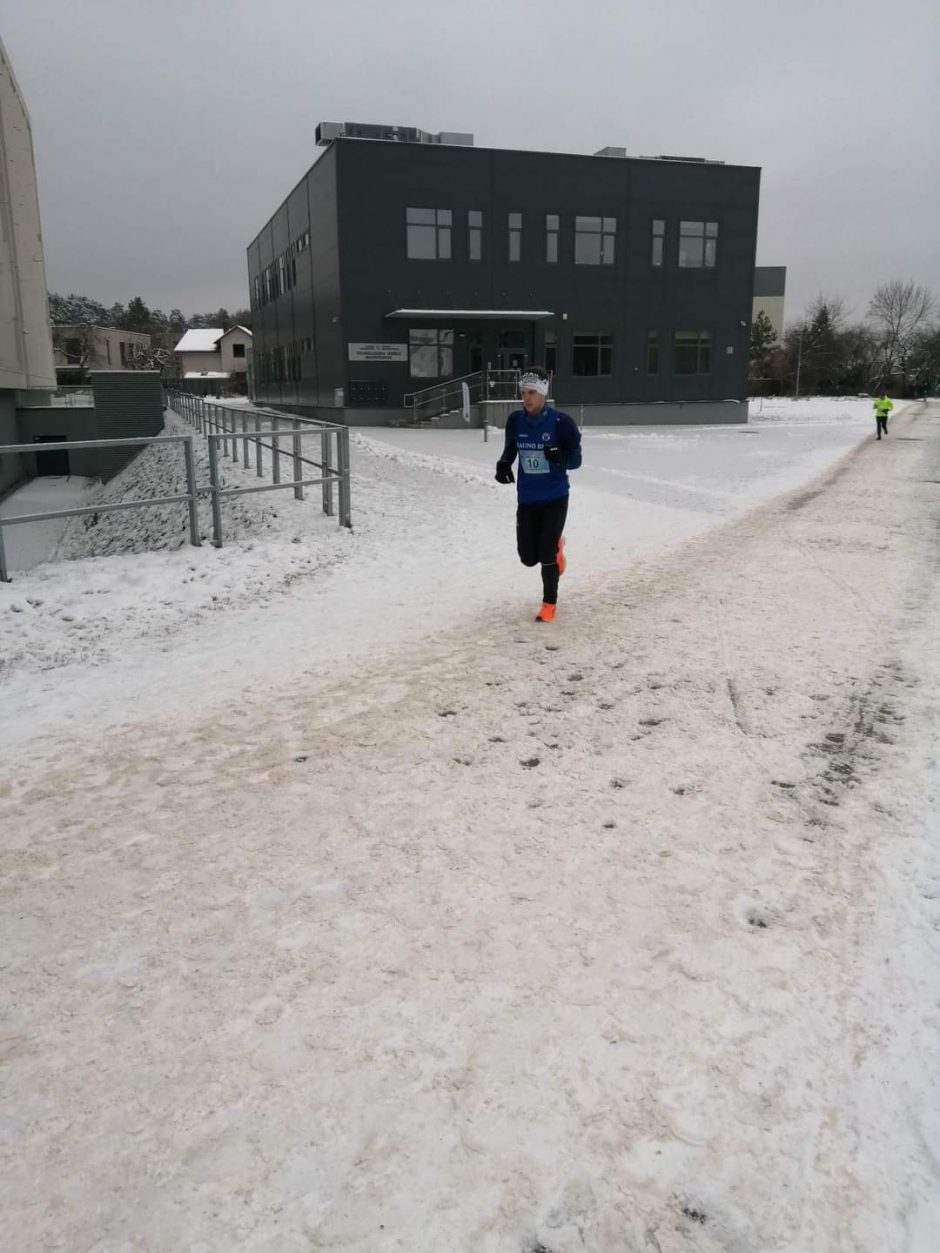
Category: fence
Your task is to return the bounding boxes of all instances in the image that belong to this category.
[165,391,352,541]
[401,368,529,424]
[0,397,353,580]
[0,433,200,583]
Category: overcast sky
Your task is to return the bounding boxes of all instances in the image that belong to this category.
[4,0,939,325]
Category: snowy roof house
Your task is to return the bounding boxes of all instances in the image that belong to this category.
[174,328,225,353]
[174,326,252,381]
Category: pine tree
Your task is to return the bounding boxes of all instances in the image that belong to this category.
[804,303,839,392]
[48,291,111,325]
[748,310,778,378]
[121,296,153,333]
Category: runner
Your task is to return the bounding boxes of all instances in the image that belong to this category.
[874,392,894,440]
[495,368,582,622]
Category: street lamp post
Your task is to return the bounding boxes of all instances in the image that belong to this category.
[794,326,804,400]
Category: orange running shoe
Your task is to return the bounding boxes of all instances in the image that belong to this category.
[535,602,557,622]
[556,536,567,576]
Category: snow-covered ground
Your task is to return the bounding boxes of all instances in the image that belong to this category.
[0,398,895,759]
[0,475,94,572]
[2,398,938,1251]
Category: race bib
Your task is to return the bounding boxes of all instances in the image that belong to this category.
[520,450,549,475]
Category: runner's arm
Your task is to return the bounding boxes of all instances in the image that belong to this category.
[499,413,518,466]
[559,413,582,470]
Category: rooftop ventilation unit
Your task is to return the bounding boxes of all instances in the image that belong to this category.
[594,146,627,158]
[643,153,726,165]
[316,122,474,147]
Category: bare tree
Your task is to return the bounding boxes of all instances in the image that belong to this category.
[868,279,936,387]
[51,322,95,375]
[126,343,176,375]
[807,292,848,331]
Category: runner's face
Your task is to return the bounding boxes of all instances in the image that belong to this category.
[520,388,545,415]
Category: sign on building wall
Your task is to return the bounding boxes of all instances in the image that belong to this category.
[347,342,408,362]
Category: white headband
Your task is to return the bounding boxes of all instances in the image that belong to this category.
[519,373,549,397]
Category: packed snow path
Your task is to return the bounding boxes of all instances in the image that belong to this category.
[3,405,940,1251]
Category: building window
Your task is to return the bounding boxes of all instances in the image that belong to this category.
[468,210,483,261]
[572,333,612,376]
[409,328,454,377]
[678,221,718,268]
[544,329,558,375]
[646,331,660,375]
[674,330,711,374]
[575,216,616,265]
[406,207,452,260]
[232,343,246,358]
[508,212,522,262]
[546,214,559,263]
[651,219,665,267]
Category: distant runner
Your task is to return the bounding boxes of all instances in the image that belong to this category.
[495,367,582,622]
[874,392,893,440]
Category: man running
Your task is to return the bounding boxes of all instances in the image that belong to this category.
[873,392,893,440]
[495,367,582,622]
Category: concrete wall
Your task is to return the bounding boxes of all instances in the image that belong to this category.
[52,326,152,371]
[0,38,56,391]
[178,350,223,375]
[14,406,99,477]
[0,389,23,495]
[219,330,252,376]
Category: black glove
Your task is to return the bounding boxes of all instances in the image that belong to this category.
[545,445,564,465]
[495,461,515,484]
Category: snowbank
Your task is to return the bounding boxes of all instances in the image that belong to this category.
[0,401,893,736]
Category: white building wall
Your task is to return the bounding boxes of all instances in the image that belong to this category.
[0,38,55,391]
[752,295,785,341]
[219,330,252,375]
[178,350,224,375]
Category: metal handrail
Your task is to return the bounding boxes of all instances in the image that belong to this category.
[166,390,353,542]
[403,370,483,408]
[0,433,201,582]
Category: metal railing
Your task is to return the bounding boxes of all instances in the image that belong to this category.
[401,367,532,423]
[0,396,354,579]
[0,433,200,582]
[15,386,95,408]
[403,370,484,422]
[485,368,529,400]
[165,391,352,543]
[202,427,350,546]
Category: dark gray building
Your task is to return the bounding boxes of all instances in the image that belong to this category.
[247,125,761,425]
